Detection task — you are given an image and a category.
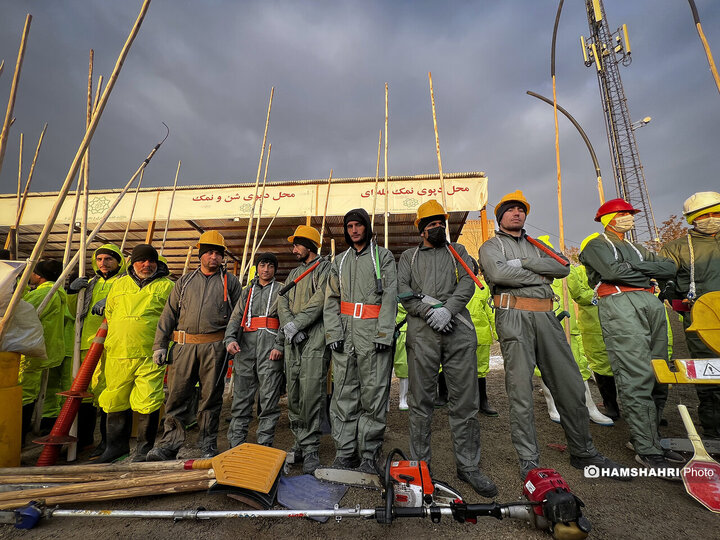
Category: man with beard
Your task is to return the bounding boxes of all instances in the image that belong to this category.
[225,252,284,448]
[324,208,397,474]
[97,244,174,463]
[399,200,497,497]
[278,225,331,474]
[148,231,241,461]
[480,191,625,481]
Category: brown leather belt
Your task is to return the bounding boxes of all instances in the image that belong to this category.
[172,330,225,345]
[493,294,553,312]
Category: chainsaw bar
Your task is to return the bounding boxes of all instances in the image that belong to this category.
[661,437,720,455]
[314,468,383,490]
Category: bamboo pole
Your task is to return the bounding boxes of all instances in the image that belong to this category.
[182,246,193,275]
[370,130,382,227]
[688,0,720,95]
[0,460,186,476]
[383,83,389,249]
[318,169,333,254]
[0,14,31,182]
[35,123,167,316]
[250,143,272,262]
[160,159,181,255]
[0,59,4,78]
[15,133,22,224]
[120,168,144,253]
[428,72,447,211]
[145,192,160,244]
[239,87,274,285]
[240,207,279,279]
[0,472,156,484]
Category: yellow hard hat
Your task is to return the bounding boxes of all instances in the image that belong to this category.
[495,190,530,219]
[196,230,226,250]
[287,225,321,248]
[414,199,449,228]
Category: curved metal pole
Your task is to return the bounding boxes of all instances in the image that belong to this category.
[526,91,605,204]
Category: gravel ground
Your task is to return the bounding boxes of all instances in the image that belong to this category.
[4,310,717,540]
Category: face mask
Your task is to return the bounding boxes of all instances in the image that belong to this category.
[694,216,720,235]
[610,214,634,233]
[426,226,447,247]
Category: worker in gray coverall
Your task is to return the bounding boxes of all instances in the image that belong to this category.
[148,231,241,461]
[324,208,397,475]
[224,252,285,447]
[398,199,497,497]
[278,225,331,475]
[580,198,681,478]
[479,191,624,481]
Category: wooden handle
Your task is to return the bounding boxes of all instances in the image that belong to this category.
[190,458,213,470]
[678,404,713,461]
[0,460,185,476]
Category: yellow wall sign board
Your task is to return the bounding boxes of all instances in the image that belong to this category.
[0,177,488,226]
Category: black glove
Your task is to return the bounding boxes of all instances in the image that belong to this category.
[374,342,390,352]
[292,331,308,346]
[68,276,89,293]
[91,298,107,316]
[329,340,344,353]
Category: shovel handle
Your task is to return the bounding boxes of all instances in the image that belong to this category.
[186,459,213,470]
[279,259,322,296]
[525,235,570,267]
[678,404,712,460]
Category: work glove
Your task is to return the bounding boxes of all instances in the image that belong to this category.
[329,340,344,353]
[426,307,452,331]
[292,331,308,346]
[91,298,107,316]
[226,341,241,355]
[68,276,89,293]
[153,349,168,366]
[439,320,455,334]
[506,259,522,268]
[283,321,299,343]
[374,342,390,352]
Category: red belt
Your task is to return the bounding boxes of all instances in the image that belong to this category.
[596,283,654,298]
[340,301,381,319]
[243,317,280,332]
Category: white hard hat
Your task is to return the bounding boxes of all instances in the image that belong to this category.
[683,191,720,224]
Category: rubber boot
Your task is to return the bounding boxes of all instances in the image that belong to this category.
[132,410,160,462]
[77,403,98,450]
[398,378,409,411]
[594,373,620,420]
[89,411,107,460]
[95,410,131,463]
[21,402,35,447]
[539,379,561,423]
[478,378,498,417]
[584,380,614,426]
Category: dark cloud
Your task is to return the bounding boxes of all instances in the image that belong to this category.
[1,0,718,246]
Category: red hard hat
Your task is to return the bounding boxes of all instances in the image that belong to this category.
[594,198,640,222]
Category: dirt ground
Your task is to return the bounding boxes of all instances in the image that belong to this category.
[4,311,717,540]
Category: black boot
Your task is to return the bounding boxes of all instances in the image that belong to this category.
[22,402,35,447]
[594,373,620,420]
[77,403,98,450]
[132,410,160,462]
[95,410,131,463]
[89,411,107,460]
[478,378,498,417]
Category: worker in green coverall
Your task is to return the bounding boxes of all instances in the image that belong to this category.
[97,244,174,463]
[660,191,720,439]
[278,225,331,475]
[393,304,409,411]
[67,243,127,455]
[399,199,497,498]
[19,260,66,443]
[480,191,623,481]
[225,252,285,448]
[325,208,397,475]
[465,269,498,417]
[579,199,681,478]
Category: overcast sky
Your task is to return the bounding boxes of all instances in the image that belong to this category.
[1,0,719,248]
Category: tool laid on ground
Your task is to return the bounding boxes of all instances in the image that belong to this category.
[661,437,720,456]
[677,404,720,513]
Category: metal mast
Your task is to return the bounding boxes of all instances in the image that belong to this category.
[581,0,659,243]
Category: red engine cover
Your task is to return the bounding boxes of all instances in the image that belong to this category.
[389,460,434,496]
[522,468,571,517]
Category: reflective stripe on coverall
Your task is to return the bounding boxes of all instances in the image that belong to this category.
[393,304,408,379]
[398,242,482,471]
[224,278,284,447]
[277,256,331,454]
[324,243,397,461]
[42,293,75,417]
[466,279,495,378]
[660,229,720,437]
[479,230,598,462]
[99,264,173,414]
[580,233,676,456]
